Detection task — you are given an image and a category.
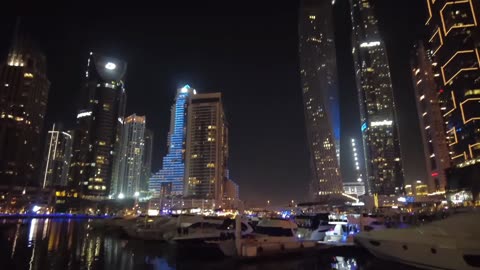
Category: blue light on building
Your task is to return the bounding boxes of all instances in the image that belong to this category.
[361,122,367,132]
[150,85,192,196]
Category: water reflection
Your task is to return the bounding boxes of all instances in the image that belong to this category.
[0,219,416,270]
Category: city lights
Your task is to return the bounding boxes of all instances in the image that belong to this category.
[105,62,116,70]
[359,41,380,47]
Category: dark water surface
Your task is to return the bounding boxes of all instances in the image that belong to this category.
[0,218,418,270]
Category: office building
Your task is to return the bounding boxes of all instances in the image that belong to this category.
[69,52,127,198]
[411,42,451,192]
[350,0,404,195]
[41,123,73,187]
[150,85,193,197]
[423,0,480,196]
[141,129,153,191]
[0,27,50,187]
[184,92,228,202]
[299,0,343,198]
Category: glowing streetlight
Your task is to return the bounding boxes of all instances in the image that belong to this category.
[118,193,125,199]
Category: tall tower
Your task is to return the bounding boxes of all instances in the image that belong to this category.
[184,92,228,202]
[0,24,50,187]
[150,85,193,197]
[69,53,127,198]
[298,0,343,199]
[120,114,145,197]
[141,129,153,192]
[423,0,480,197]
[41,123,73,187]
[411,42,451,193]
[350,0,404,195]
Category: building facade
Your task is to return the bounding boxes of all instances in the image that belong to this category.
[423,0,480,193]
[350,0,404,195]
[41,123,73,188]
[150,85,192,197]
[69,53,127,198]
[299,0,343,199]
[0,29,50,187]
[141,129,153,192]
[411,42,451,192]
[184,92,228,202]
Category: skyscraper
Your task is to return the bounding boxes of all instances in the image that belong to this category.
[69,53,127,198]
[422,0,480,193]
[184,92,228,202]
[141,129,153,192]
[116,114,145,197]
[411,42,451,193]
[298,0,343,199]
[150,85,193,197]
[41,123,73,187]
[350,0,404,195]
[0,26,50,187]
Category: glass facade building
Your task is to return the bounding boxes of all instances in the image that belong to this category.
[422,0,480,198]
[41,123,73,188]
[298,0,343,199]
[69,53,127,198]
[150,85,192,197]
[350,0,404,195]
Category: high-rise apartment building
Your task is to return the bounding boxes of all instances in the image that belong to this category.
[141,129,153,192]
[184,92,228,202]
[117,114,145,197]
[299,0,343,199]
[411,42,451,192]
[41,123,73,188]
[0,27,50,187]
[350,0,404,195]
[150,85,193,197]
[422,0,480,190]
[69,53,127,198]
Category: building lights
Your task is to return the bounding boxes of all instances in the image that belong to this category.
[360,41,380,48]
[105,62,116,70]
[370,120,393,126]
[77,111,92,118]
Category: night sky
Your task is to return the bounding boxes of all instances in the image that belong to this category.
[1,1,427,206]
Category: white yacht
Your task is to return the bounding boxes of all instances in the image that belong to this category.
[172,218,253,244]
[355,211,480,270]
[212,218,316,257]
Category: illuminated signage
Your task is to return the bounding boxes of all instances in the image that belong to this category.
[361,122,367,132]
[360,41,380,48]
[105,62,116,70]
[370,120,393,127]
[77,111,92,119]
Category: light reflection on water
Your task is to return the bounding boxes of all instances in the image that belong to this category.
[0,219,415,270]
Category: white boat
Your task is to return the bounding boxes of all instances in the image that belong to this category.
[211,218,316,257]
[172,218,253,244]
[355,211,480,270]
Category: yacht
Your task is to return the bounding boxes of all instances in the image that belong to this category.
[172,218,253,244]
[211,218,316,257]
[354,211,480,270]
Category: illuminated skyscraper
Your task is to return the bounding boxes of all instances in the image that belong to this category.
[422,0,480,193]
[0,25,50,187]
[150,85,193,197]
[111,114,146,198]
[350,0,404,195]
[140,129,153,191]
[41,123,73,188]
[299,0,343,199]
[411,42,451,192]
[184,92,228,202]
[69,53,127,198]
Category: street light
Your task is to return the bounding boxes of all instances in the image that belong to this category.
[118,193,125,199]
[134,191,140,197]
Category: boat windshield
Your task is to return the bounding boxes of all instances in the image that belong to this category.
[255,226,294,237]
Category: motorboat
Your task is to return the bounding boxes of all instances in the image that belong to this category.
[211,218,316,257]
[355,211,480,270]
[294,213,334,241]
[172,218,253,244]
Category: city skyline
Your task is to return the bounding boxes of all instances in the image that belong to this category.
[0,2,427,204]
